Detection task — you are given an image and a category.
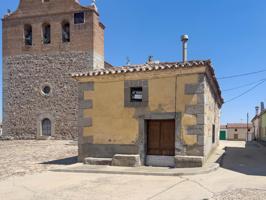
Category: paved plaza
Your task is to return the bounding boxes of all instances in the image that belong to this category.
[0,141,266,200]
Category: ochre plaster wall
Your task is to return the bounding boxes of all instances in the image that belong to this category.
[77,67,206,146]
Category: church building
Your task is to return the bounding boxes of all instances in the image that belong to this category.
[2,0,105,139]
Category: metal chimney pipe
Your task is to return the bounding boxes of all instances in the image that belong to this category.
[181,34,189,62]
[255,106,259,115]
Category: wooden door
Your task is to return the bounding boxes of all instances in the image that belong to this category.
[42,118,51,136]
[147,120,175,156]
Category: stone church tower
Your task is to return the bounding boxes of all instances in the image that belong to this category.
[2,0,105,139]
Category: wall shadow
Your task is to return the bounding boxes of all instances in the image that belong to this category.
[220,142,266,176]
[40,156,78,165]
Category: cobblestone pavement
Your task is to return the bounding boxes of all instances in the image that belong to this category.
[0,141,266,200]
[0,140,77,180]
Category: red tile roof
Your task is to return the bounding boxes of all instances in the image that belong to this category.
[220,125,227,129]
[226,123,253,129]
[72,60,223,107]
[72,60,211,77]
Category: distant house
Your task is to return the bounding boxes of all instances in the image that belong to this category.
[252,103,266,144]
[219,125,227,140]
[252,113,260,141]
[220,123,253,141]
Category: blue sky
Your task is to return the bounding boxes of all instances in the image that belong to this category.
[1,0,266,124]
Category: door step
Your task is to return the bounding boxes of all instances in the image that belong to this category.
[146,156,175,168]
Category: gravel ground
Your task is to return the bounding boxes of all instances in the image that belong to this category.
[0,140,77,180]
[212,188,266,200]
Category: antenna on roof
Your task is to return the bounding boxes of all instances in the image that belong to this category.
[147,56,153,63]
[126,57,131,66]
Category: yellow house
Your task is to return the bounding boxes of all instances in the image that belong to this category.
[73,60,223,168]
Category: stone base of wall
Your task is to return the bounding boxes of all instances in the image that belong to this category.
[36,136,54,140]
[78,143,139,162]
[0,135,14,141]
[175,155,204,168]
[79,144,206,168]
[82,154,205,168]
[112,154,141,167]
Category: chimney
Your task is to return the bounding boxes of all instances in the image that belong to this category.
[181,34,189,62]
[261,102,264,112]
[255,106,259,115]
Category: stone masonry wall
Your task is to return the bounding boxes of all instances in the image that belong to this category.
[2,0,105,140]
[184,73,220,158]
[184,74,205,157]
[3,52,93,139]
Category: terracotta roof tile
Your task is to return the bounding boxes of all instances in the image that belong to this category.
[72,60,211,78]
[226,123,253,128]
[220,125,227,129]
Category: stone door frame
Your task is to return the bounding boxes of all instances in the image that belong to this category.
[36,113,55,139]
[137,112,182,165]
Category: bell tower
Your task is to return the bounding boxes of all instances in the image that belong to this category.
[2,0,105,139]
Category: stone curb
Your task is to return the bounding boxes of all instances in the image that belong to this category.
[216,148,226,167]
[50,163,220,177]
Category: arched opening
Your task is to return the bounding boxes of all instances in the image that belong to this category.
[42,118,51,136]
[62,21,70,43]
[24,24,32,45]
[42,23,51,44]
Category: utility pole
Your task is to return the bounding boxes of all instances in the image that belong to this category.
[247,112,249,142]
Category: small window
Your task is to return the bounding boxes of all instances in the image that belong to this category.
[42,23,51,44]
[212,124,215,143]
[24,24,32,46]
[235,129,238,132]
[124,80,148,107]
[74,12,85,24]
[62,21,70,42]
[130,87,143,102]
[248,129,250,132]
[42,85,51,96]
[42,0,50,2]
